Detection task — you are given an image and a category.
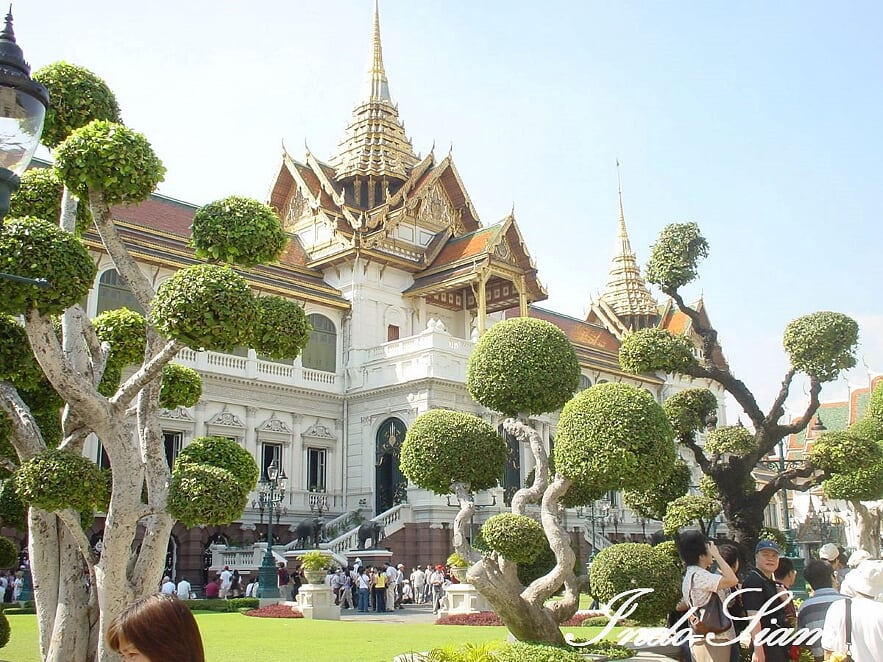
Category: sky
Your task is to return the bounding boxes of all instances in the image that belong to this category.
[18,1,883,421]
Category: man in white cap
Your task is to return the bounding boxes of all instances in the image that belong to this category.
[821,560,883,662]
[818,543,847,585]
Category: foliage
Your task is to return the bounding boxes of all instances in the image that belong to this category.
[158,363,202,409]
[298,550,331,571]
[782,312,859,382]
[589,543,681,625]
[466,318,580,416]
[758,527,787,550]
[184,598,259,613]
[480,513,546,565]
[705,425,756,456]
[623,460,691,521]
[9,167,92,235]
[823,453,883,501]
[619,327,698,375]
[251,296,311,360]
[151,264,258,352]
[0,217,97,316]
[13,449,105,512]
[664,388,718,436]
[92,307,147,367]
[564,641,633,659]
[0,610,8,649]
[167,463,249,527]
[516,540,556,586]
[33,62,121,148]
[96,361,122,398]
[0,316,43,390]
[55,120,166,206]
[0,480,26,530]
[173,436,258,490]
[554,382,675,494]
[848,416,883,443]
[662,495,721,536]
[699,472,754,500]
[809,431,881,474]
[447,552,469,568]
[645,221,709,291]
[0,536,17,568]
[422,640,504,661]
[400,409,506,495]
[190,196,288,267]
[523,460,606,508]
[868,382,883,422]
[654,540,683,571]
[492,642,584,662]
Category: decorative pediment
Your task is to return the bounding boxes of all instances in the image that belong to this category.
[415,183,454,231]
[207,410,244,428]
[159,407,193,422]
[206,408,245,442]
[303,424,337,441]
[256,414,293,444]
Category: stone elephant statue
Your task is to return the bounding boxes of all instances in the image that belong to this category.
[357,521,384,550]
[293,517,325,549]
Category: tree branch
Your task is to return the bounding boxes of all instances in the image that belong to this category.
[88,191,156,311]
[522,475,576,606]
[110,338,182,409]
[680,432,712,474]
[0,382,46,460]
[452,481,480,564]
[506,416,548,514]
[776,376,823,437]
[56,508,98,570]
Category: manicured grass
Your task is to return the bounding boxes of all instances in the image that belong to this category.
[3,612,608,662]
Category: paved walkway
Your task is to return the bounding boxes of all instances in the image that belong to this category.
[339,601,438,623]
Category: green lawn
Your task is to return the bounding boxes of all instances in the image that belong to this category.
[3,613,605,662]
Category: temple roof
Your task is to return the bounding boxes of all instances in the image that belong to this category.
[328,0,419,182]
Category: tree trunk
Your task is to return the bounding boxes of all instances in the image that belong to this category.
[721,491,768,560]
[849,501,880,557]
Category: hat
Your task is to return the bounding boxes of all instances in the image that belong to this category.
[435,564,444,570]
[755,540,782,555]
[840,560,883,599]
[848,549,872,568]
[818,543,839,561]
[397,563,404,569]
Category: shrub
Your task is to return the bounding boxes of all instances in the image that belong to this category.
[466,317,580,416]
[0,610,9,647]
[564,641,633,659]
[619,327,697,375]
[705,425,756,456]
[55,120,166,205]
[9,167,92,234]
[493,641,584,661]
[173,436,258,490]
[0,217,96,316]
[152,264,258,352]
[33,62,121,148]
[664,388,718,436]
[782,312,859,383]
[0,537,17,568]
[14,449,105,512]
[159,363,202,409]
[191,196,288,267]
[252,296,311,360]
[809,431,880,474]
[92,307,147,367]
[480,513,546,565]
[589,543,681,625]
[400,409,506,495]
[554,382,675,494]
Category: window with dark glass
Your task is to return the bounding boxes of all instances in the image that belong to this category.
[307,448,326,492]
[96,269,145,315]
[301,314,337,372]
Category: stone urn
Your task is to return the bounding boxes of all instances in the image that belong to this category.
[303,569,326,585]
[450,566,468,583]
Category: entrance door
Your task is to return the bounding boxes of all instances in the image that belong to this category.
[375,418,407,514]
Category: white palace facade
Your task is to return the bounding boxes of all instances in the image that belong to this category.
[70,6,726,586]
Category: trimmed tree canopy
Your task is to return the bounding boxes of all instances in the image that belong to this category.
[251,296,311,361]
[33,62,121,148]
[190,196,288,267]
[782,312,858,383]
[645,222,709,291]
[152,264,258,352]
[0,315,43,390]
[173,436,258,490]
[705,425,756,456]
[619,328,698,375]
[159,364,202,409]
[55,120,166,206]
[554,382,675,494]
[168,464,249,528]
[14,449,105,512]
[0,217,97,315]
[623,460,691,522]
[662,494,721,536]
[9,167,92,234]
[466,317,580,416]
[480,513,547,565]
[664,388,718,436]
[809,431,882,475]
[93,307,147,367]
[400,409,506,495]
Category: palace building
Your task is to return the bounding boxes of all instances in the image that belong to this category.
[68,4,726,587]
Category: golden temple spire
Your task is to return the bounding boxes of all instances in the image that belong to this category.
[329,0,419,184]
[364,0,391,102]
[599,160,659,326]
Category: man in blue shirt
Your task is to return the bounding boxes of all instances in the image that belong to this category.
[797,560,844,662]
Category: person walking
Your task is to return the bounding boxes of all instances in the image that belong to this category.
[411,565,425,604]
[429,564,446,614]
[797,560,845,662]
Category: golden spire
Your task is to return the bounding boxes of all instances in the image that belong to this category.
[364,0,390,102]
[330,0,419,183]
[599,160,658,324]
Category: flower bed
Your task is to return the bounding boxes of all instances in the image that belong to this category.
[244,603,303,618]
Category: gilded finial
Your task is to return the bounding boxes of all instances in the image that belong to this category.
[363,0,391,102]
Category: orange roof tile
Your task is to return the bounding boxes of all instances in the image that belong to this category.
[432,226,499,266]
[110,196,197,237]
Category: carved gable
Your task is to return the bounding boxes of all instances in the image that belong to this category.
[416,183,454,232]
[281,188,309,230]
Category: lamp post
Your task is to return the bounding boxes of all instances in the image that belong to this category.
[256,459,287,599]
[581,499,610,560]
[0,13,46,601]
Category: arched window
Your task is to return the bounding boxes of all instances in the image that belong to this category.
[96,269,144,315]
[578,375,593,391]
[301,314,337,372]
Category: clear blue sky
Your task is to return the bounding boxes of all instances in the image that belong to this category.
[20,1,883,420]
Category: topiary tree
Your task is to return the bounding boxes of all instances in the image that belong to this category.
[0,62,312,661]
[589,543,681,625]
[0,536,17,568]
[662,495,721,536]
[403,317,676,646]
[623,460,691,522]
[190,195,288,267]
[620,221,860,553]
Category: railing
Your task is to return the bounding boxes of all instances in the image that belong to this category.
[209,543,286,572]
[323,504,410,555]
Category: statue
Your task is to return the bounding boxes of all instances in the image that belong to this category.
[293,517,325,549]
[356,521,385,550]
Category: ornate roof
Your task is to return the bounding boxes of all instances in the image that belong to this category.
[328,0,419,182]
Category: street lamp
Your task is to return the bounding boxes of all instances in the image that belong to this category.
[0,9,48,218]
[256,459,287,599]
[580,499,610,560]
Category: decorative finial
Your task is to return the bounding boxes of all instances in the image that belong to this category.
[616,158,626,232]
[0,5,32,77]
[363,0,391,102]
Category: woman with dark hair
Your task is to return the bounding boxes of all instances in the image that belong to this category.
[678,530,739,662]
[106,593,205,662]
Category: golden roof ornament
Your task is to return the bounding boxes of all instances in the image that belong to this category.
[330,0,419,182]
[599,160,658,319]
